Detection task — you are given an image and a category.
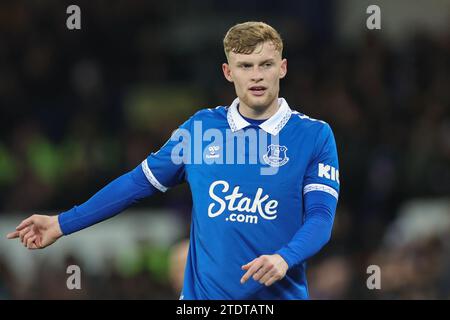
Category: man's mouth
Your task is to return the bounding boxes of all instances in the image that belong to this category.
[249,86,267,96]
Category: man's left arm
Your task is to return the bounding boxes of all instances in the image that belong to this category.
[241,123,340,286]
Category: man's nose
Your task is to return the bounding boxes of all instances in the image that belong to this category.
[250,67,264,82]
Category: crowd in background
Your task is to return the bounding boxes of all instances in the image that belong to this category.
[1,1,449,299]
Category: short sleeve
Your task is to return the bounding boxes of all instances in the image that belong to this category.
[303,123,340,200]
[141,117,193,192]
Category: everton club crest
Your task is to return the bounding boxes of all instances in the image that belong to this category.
[263,144,289,167]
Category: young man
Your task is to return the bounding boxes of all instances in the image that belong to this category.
[7,21,340,299]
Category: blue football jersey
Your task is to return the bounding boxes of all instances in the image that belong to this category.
[142,97,340,299]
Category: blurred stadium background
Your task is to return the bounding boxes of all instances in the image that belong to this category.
[1,0,450,299]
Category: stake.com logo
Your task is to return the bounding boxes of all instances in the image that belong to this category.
[207,180,278,224]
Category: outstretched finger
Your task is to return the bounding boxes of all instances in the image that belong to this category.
[6,231,20,239]
[241,257,257,270]
[240,260,263,284]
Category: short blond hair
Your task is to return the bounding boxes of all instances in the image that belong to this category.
[223,21,283,58]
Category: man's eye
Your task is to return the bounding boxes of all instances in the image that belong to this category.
[264,63,273,67]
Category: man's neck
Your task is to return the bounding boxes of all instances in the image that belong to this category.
[238,97,280,120]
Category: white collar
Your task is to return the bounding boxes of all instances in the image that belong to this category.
[226,97,292,135]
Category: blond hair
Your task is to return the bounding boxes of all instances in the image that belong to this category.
[223,21,283,58]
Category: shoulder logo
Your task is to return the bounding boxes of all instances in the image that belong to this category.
[263,144,289,167]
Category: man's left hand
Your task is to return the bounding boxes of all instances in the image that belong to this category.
[240,254,288,286]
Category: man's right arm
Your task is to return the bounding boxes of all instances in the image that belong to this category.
[58,164,158,235]
[7,114,194,248]
[6,165,158,248]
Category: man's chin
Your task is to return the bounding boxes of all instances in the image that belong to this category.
[244,95,272,110]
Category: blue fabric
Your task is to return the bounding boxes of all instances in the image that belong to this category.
[276,191,337,268]
[238,107,268,125]
[58,165,157,235]
[143,103,340,300]
[58,98,340,300]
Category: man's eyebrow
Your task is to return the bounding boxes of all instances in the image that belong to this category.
[259,59,275,64]
[236,59,275,66]
[236,61,253,66]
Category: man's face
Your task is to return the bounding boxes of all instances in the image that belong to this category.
[222,41,287,112]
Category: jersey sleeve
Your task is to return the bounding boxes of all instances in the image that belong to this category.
[275,123,340,268]
[303,123,340,201]
[141,116,193,192]
[58,165,159,235]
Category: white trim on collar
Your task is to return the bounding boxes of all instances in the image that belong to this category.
[227,97,292,135]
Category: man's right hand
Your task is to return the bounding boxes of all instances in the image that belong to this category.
[6,214,63,249]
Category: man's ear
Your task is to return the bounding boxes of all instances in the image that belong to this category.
[222,63,233,82]
[279,58,287,79]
